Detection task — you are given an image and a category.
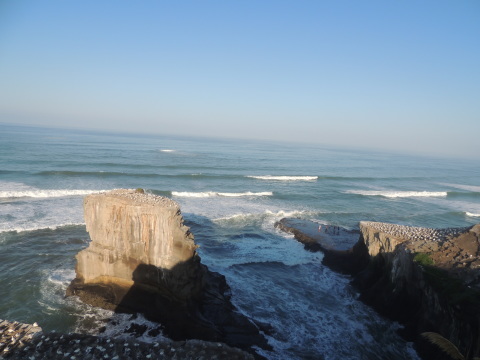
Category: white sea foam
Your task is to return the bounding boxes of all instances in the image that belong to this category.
[0,222,85,234]
[160,149,175,152]
[214,209,312,223]
[466,212,480,217]
[345,190,447,198]
[213,209,315,234]
[0,192,87,234]
[247,175,318,181]
[97,313,168,343]
[0,189,105,199]
[172,191,273,198]
[224,262,420,360]
[38,268,77,317]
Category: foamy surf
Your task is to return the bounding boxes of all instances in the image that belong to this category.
[172,191,273,198]
[466,212,480,217]
[345,190,447,198]
[247,175,318,181]
[0,223,85,234]
[214,209,314,222]
[0,189,106,199]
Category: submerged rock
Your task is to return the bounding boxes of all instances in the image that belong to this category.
[67,189,269,355]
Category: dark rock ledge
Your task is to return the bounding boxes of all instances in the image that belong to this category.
[0,318,254,359]
[275,218,480,360]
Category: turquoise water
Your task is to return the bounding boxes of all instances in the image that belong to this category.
[1,123,479,359]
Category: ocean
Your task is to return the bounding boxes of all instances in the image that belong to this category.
[1,123,479,359]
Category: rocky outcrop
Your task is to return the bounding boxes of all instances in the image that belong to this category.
[274,218,368,273]
[354,221,480,360]
[0,319,42,356]
[0,318,254,359]
[67,189,269,355]
[276,218,480,360]
[71,189,204,303]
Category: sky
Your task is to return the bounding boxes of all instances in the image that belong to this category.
[0,1,479,158]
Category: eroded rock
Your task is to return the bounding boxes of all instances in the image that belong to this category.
[67,189,269,355]
[276,218,480,360]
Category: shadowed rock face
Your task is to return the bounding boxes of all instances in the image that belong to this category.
[67,189,269,355]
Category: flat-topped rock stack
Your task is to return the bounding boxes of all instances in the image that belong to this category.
[0,319,254,359]
[72,188,204,304]
[67,189,268,355]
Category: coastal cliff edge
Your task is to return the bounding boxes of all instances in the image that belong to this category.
[276,218,480,360]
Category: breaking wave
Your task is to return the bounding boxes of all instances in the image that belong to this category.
[247,175,318,181]
[0,223,85,234]
[466,212,480,217]
[345,190,448,198]
[0,189,106,199]
[171,191,273,198]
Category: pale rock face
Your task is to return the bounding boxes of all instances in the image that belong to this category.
[75,189,204,300]
[359,221,405,256]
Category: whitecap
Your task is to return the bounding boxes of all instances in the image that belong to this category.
[466,212,480,217]
[159,149,175,152]
[247,175,318,181]
[172,191,273,198]
[0,222,85,234]
[345,190,447,198]
[0,189,106,199]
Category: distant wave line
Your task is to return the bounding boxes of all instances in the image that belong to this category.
[0,189,106,199]
[172,191,273,198]
[160,149,175,152]
[345,190,448,198]
[37,170,163,178]
[247,175,318,181]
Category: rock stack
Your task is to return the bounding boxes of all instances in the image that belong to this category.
[67,189,268,355]
[70,189,204,305]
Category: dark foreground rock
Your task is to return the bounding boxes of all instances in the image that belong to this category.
[276,218,480,360]
[0,318,254,359]
[66,190,269,357]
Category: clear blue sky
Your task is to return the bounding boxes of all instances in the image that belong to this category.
[1,1,479,158]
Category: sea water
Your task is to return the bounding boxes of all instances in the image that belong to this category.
[1,123,479,359]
